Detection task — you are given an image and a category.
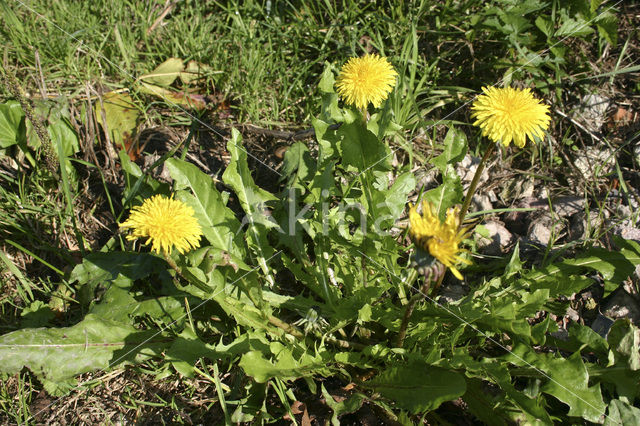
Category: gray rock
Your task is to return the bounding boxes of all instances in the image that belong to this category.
[471,194,493,214]
[456,155,489,190]
[527,213,566,246]
[612,224,640,243]
[552,196,586,217]
[601,288,640,325]
[573,146,616,180]
[568,211,603,241]
[477,220,515,255]
[575,93,610,133]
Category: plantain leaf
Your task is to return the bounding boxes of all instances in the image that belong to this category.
[0,100,25,148]
[0,314,166,395]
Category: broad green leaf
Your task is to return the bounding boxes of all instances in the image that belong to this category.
[338,121,390,172]
[222,129,277,218]
[366,362,466,413]
[424,167,463,219]
[431,126,467,172]
[222,129,278,284]
[535,16,554,38]
[318,63,343,122]
[0,100,25,148]
[556,16,594,38]
[321,384,367,426]
[607,320,640,371]
[70,251,165,286]
[605,399,640,426]
[48,116,79,180]
[372,171,416,223]
[282,141,315,189]
[239,350,331,383]
[21,301,55,328]
[505,345,606,422]
[0,314,166,395]
[166,157,243,254]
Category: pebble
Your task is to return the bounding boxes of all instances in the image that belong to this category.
[476,220,515,255]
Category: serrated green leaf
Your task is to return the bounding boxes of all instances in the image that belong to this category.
[505,345,606,422]
[338,121,390,172]
[607,320,640,371]
[431,127,467,172]
[605,399,640,426]
[239,350,331,383]
[70,251,165,286]
[282,141,315,188]
[424,168,463,219]
[321,384,367,426]
[166,157,243,254]
[366,362,466,414]
[222,129,277,218]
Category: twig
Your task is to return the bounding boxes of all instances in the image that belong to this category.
[147,0,177,35]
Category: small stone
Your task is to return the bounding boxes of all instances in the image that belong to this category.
[552,196,585,217]
[573,146,616,181]
[601,288,640,325]
[575,93,610,133]
[471,194,493,214]
[527,213,564,246]
[612,224,640,243]
[565,307,580,322]
[477,220,515,255]
[456,155,489,190]
[568,211,602,241]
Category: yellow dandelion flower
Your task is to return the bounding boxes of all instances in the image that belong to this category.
[409,201,471,280]
[120,194,203,255]
[471,86,551,148]
[335,54,398,110]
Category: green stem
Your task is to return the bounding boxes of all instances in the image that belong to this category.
[429,270,446,298]
[394,272,429,348]
[458,142,496,223]
[163,254,211,294]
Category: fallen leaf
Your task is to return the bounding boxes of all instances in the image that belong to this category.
[94,92,140,151]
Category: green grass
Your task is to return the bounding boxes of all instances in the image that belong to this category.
[1,0,638,423]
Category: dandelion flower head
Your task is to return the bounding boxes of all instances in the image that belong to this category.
[471,86,551,148]
[335,54,397,110]
[409,201,471,280]
[120,194,203,255]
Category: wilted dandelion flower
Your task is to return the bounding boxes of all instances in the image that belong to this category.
[409,201,471,280]
[335,54,397,110]
[121,194,203,255]
[471,86,551,148]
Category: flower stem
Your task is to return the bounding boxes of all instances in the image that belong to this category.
[163,253,211,294]
[458,142,496,223]
[394,272,430,348]
[429,270,446,298]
